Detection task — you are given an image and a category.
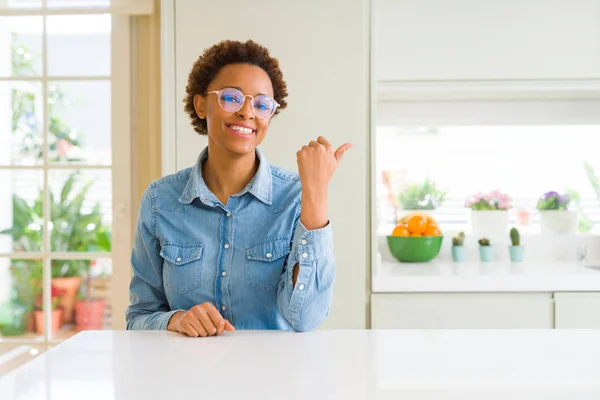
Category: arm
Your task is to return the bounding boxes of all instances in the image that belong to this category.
[277,136,351,332]
[126,186,184,330]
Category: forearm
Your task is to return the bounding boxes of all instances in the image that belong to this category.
[126,307,183,331]
[277,220,335,332]
[300,190,328,230]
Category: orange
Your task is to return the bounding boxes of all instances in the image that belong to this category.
[423,224,442,236]
[406,215,427,234]
[392,224,410,237]
[410,232,423,237]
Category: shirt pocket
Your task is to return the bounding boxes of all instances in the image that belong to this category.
[161,243,204,295]
[245,237,291,292]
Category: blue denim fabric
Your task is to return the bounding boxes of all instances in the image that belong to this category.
[126,146,335,332]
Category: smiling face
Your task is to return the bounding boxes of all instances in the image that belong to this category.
[193,63,275,158]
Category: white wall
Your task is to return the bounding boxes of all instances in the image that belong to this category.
[166,0,371,329]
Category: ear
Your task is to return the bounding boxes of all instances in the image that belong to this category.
[193,94,206,119]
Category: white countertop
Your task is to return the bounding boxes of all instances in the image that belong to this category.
[372,260,600,292]
[2,330,600,399]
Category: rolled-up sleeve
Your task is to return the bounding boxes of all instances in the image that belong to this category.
[277,217,336,332]
[125,186,183,330]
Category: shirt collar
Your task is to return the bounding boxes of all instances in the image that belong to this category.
[178,146,273,206]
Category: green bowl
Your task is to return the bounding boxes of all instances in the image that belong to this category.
[386,235,444,263]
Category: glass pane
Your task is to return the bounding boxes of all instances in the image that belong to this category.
[1,81,44,166]
[0,258,42,341]
[48,81,111,165]
[376,125,600,236]
[49,170,112,252]
[0,344,47,377]
[47,15,111,77]
[0,0,42,9]
[0,16,43,77]
[0,170,44,252]
[47,0,109,8]
[51,258,112,337]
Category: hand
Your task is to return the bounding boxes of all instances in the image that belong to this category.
[168,302,235,337]
[296,136,352,197]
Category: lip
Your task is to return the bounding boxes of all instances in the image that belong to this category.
[225,123,256,138]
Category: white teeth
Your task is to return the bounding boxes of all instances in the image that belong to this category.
[229,125,253,134]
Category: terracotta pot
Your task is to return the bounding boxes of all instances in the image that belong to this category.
[51,276,82,324]
[75,299,105,330]
[34,308,63,335]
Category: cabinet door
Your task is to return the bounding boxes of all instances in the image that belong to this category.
[555,292,600,329]
[375,0,600,81]
[371,293,554,329]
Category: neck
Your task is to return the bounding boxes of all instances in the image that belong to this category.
[202,145,259,204]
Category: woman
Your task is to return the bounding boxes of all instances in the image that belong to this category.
[126,40,351,337]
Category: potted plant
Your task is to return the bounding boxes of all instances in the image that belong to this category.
[2,172,112,327]
[33,285,63,335]
[508,227,524,262]
[74,265,106,331]
[478,238,495,262]
[465,190,512,240]
[398,179,446,211]
[536,191,578,235]
[451,232,467,262]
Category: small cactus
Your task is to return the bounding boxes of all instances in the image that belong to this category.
[452,231,465,246]
[478,238,491,246]
[510,227,520,246]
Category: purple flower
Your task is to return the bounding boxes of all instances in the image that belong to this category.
[543,191,559,200]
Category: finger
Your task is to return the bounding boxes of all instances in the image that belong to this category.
[334,143,353,162]
[317,136,332,149]
[197,308,218,336]
[179,319,201,337]
[308,140,321,148]
[216,320,225,336]
[224,320,236,332]
[187,316,209,337]
[205,305,226,333]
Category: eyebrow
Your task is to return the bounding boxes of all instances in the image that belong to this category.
[220,86,268,97]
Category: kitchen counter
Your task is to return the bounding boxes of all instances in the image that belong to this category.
[1,329,600,399]
[372,260,600,292]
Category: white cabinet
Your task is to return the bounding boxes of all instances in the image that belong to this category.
[555,292,600,329]
[375,0,600,82]
[371,293,554,329]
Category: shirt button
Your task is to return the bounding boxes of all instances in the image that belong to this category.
[301,239,307,245]
[266,253,272,258]
[176,257,182,262]
[302,252,308,259]
[224,244,230,249]
[221,305,227,311]
[298,284,305,291]
[222,271,227,277]
[226,212,232,217]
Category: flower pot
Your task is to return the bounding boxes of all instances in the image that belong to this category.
[470,210,509,240]
[451,246,467,262]
[75,299,105,330]
[51,276,82,324]
[479,246,495,262]
[34,308,63,335]
[509,245,524,262]
[539,210,578,235]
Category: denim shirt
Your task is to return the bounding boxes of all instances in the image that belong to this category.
[126,146,335,332]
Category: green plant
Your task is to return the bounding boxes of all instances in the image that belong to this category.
[452,232,465,246]
[510,227,520,246]
[397,179,446,210]
[478,238,491,246]
[536,191,571,211]
[2,172,112,281]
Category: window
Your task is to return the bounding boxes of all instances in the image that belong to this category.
[0,1,145,356]
[375,100,600,237]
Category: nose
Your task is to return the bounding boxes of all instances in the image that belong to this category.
[235,95,255,120]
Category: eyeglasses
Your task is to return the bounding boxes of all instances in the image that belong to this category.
[205,87,280,119]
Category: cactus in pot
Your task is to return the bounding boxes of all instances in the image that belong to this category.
[508,227,524,262]
[478,238,495,262]
[451,232,467,262]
